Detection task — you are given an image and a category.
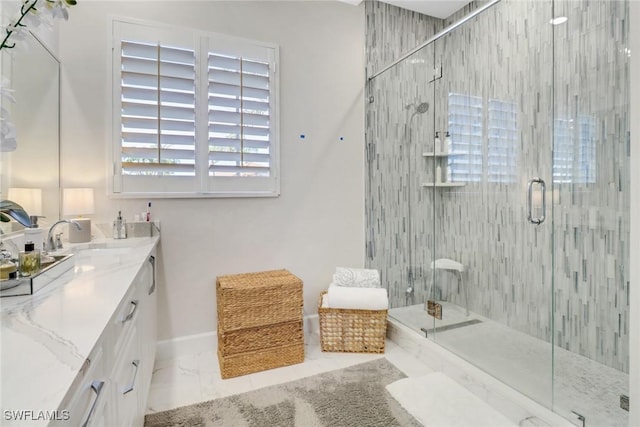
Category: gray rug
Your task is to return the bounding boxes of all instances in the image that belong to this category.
[144,358,422,427]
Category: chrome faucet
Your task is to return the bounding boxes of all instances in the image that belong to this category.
[0,200,32,228]
[46,220,82,252]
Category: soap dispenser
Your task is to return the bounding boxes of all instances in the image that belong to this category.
[113,211,127,239]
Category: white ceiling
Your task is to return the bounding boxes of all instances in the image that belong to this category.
[381,1,470,19]
[340,1,470,20]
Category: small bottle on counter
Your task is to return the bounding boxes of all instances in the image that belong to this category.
[113,211,127,239]
[24,228,44,252]
[0,259,17,281]
[19,241,41,277]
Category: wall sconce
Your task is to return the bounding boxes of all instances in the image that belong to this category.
[7,187,42,227]
[63,188,94,243]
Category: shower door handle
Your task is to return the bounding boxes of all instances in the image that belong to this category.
[527,177,546,225]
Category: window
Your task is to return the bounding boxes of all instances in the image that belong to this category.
[447,93,518,184]
[553,116,596,184]
[112,19,279,197]
[447,93,483,183]
[487,99,518,183]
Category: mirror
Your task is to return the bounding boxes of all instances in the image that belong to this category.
[0,31,60,233]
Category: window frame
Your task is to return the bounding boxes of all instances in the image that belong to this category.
[109,17,280,198]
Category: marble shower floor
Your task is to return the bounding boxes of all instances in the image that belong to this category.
[389,302,629,427]
[146,328,566,426]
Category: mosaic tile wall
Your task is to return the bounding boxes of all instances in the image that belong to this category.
[365,0,630,371]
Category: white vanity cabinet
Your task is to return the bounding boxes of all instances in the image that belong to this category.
[110,252,157,427]
[51,346,110,427]
[54,249,158,427]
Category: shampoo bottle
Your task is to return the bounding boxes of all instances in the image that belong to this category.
[436,165,442,183]
[434,132,441,153]
[444,131,451,154]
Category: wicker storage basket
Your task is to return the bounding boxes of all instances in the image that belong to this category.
[318,290,387,353]
[217,269,303,332]
[218,343,305,379]
[218,320,303,356]
[216,269,304,378]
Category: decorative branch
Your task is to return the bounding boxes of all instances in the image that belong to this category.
[0,0,77,51]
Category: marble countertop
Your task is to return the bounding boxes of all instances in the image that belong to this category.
[0,235,160,425]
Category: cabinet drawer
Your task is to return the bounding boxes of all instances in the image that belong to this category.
[112,326,142,427]
[53,347,108,427]
[112,285,140,358]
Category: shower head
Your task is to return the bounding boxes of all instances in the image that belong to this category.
[405,101,430,117]
[415,102,429,114]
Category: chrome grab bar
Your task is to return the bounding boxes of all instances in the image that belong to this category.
[527,177,546,225]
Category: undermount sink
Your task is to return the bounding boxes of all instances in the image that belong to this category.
[75,247,132,256]
[0,253,75,297]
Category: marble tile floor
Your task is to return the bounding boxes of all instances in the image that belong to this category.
[146,327,568,426]
[389,302,629,427]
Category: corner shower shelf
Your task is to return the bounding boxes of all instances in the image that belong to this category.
[422,152,464,157]
[422,182,466,188]
[422,151,450,158]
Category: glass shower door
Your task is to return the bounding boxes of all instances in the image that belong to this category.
[365,44,435,327]
[551,0,630,424]
[427,0,556,410]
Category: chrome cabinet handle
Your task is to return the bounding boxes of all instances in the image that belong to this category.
[123,360,140,395]
[122,300,138,323]
[81,380,105,427]
[148,255,156,295]
[527,177,546,225]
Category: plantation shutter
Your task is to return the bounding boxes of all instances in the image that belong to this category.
[120,41,196,176]
[112,20,279,196]
[487,99,518,183]
[448,93,483,183]
[208,53,271,177]
[553,116,596,184]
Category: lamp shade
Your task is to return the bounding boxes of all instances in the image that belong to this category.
[62,188,94,216]
[7,187,42,216]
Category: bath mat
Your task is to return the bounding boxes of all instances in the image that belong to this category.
[144,358,421,427]
[386,371,517,426]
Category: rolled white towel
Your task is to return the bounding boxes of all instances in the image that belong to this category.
[332,267,381,288]
[327,285,388,310]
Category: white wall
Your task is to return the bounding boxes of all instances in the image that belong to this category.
[630,1,639,424]
[58,1,365,340]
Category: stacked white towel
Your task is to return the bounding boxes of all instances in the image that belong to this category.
[326,284,388,310]
[323,267,388,310]
[332,267,381,288]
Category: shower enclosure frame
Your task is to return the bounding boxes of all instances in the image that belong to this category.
[365,0,631,424]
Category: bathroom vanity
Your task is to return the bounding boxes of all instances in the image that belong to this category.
[0,235,159,426]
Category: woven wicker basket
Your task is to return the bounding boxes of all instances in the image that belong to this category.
[218,343,305,379]
[318,290,387,353]
[216,269,304,378]
[218,320,303,356]
[217,269,303,332]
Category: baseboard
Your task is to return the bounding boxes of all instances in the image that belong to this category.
[156,314,321,362]
[156,331,217,362]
